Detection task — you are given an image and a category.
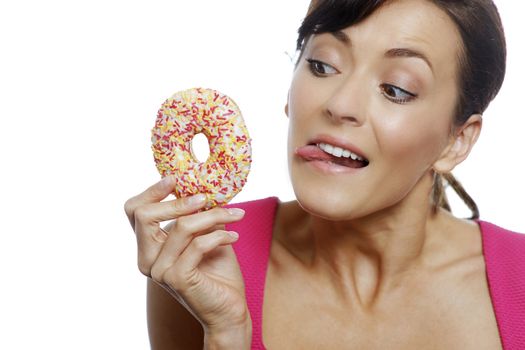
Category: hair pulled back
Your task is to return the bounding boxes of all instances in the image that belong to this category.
[296,0,507,219]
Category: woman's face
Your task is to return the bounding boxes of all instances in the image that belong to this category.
[287,0,463,220]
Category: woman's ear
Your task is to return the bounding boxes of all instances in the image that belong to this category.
[433,114,483,173]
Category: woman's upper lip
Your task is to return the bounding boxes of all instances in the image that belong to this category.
[308,134,368,160]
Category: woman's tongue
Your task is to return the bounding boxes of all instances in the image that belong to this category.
[296,145,365,168]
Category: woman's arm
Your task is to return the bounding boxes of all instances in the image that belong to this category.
[147,279,203,350]
[147,280,253,350]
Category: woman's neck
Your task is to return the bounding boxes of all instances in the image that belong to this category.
[275,173,472,310]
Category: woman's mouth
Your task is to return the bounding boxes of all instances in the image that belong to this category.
[295,143,370,169]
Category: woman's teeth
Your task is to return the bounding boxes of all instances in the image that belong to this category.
[317,143,365,161]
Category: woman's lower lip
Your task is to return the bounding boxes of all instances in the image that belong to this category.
[302,159,365,174]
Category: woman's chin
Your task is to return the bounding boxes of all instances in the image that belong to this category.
[288,161,375,220]
[293,190,363,221]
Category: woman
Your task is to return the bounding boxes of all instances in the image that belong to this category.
[124,0,525,349]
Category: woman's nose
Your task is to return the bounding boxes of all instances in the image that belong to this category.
[324,75,368,126]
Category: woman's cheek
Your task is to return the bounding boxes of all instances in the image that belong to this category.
[374,111,447,169]
[290,76,322,116]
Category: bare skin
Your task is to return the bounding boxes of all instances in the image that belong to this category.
[127,0,505,348]
[262,188,501,349]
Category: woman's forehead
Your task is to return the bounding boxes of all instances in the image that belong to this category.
[308,0,462,77]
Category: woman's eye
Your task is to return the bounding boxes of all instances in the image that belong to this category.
[380,84,417,104]
[306,58,338,76]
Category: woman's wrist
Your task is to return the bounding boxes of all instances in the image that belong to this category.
[203,320,253,350]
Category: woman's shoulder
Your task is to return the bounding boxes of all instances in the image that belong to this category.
[477,220,524,235]
[477,219,525,290]
[477,220,525,271]
[478,220,525,252]
[477,220,525,346]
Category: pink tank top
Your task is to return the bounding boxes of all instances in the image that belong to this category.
[226,197,525,350]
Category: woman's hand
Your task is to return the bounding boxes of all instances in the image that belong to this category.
[124,176,252,346]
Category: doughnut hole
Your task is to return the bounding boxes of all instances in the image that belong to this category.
[191,133,211,163]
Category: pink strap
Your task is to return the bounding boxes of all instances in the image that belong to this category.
[480,220,525,350]
[226,197,277,350]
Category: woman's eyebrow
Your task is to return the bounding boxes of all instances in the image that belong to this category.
[330,30,351,45]
[384,47,434,72]
[330,31,433,68]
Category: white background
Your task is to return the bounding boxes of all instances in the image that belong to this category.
[0,0,523,348]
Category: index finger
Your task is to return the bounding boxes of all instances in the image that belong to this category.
[124,176,176,225]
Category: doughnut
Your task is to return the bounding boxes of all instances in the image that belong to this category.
[151,87,252,208]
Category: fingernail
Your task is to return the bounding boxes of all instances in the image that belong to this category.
[228,231,239,239]
[227,208,245,216]
[188,194,207,205]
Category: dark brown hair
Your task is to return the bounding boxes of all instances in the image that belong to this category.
[296,0,507,219]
